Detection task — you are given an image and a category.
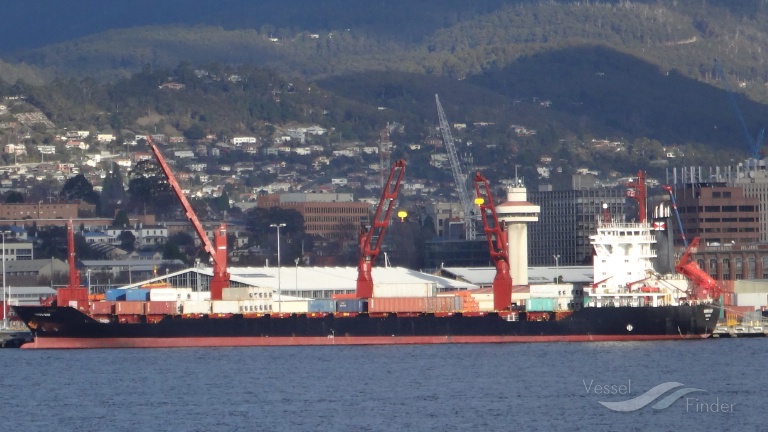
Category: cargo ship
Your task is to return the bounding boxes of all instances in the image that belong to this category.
[13,302,717,348]
[12,168,721,348]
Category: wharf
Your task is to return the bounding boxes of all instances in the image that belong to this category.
[0,330,33,348]
[712,323,767,338]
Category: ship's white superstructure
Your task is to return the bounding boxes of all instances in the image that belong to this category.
[589,221,687,307]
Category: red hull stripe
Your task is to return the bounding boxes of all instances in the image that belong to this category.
[21,334,710,349]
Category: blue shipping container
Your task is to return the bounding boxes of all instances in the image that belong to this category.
[308,299,336,313]
[125,289,150,301]
[336,299,368,313]
[105,289,126,301]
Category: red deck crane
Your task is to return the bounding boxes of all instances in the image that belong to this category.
[356,159,406,299]
[625,170,647,223]
[473,172,512,311]
[675,237,722,301]
[48,220,88,306]
[661,184,722,301]
[146,136,230,300]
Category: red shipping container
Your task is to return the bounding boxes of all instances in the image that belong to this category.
[721,292,735,306]
[145,301,180,315]
[90,301,114,315]
[369,297,425,313]
[424,297,455,313]
[115,301,145,315]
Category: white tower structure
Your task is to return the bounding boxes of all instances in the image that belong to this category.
[496,183,540,285]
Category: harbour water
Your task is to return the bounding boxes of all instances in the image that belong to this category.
[0,338,766,431]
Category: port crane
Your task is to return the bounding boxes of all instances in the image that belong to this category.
[356,159,406,298]
[146,136,230,300]
[435,94,476,240]
[473,172,512,311]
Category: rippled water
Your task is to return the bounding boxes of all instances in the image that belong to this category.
[1,338,766,431]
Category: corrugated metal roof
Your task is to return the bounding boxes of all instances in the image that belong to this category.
[117,266,478,292]
[5,259,65,272]
[442,266,594,285]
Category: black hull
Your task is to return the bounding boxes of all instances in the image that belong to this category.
[13,304,719,348]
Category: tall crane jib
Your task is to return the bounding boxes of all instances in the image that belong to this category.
[474,172,513,311]
[356,159,406,299]
[145,136,230,300]
[435,94,476,240]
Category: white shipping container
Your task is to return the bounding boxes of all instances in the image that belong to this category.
[150,288,193,301]
[222,287,272,301]
[735,293,768,309]
[182,300,211,314]
[188,291,211,301]
[373,283,436,298]
[211,300,240,314]
[274,300,309,313]
[237,300,272,313]
[530,284,574,297]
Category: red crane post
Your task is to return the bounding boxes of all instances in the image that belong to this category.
[356,159,406,299]
[474,172,512,311]
[145,136,230,300]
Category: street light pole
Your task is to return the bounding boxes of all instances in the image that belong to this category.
[1,231,8,330]
[294,257,300,297]
[270,223,286,313]
[553,254,560,285]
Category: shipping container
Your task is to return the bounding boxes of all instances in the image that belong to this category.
[125,289,151,301]
[182,300,211,314]
[222,287,272,301]
[274,300,309,314]
[336,299,367,313]
[105,289,127,301]
[526,297,556,312]
[90,301,114,315]
[145,301,180,315]
[238,300,271,313]
[373,283,436,298]
[150,288,193,301]
[423,296,456,313]
[308,299,336,313]
[115,301,145,315]
[188,292,211,301]
[735,293,768,309]
[368,297,425,313]
[211,301,240,314]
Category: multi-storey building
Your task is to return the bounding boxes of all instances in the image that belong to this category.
[527,187,627,266]
[672,182,760,246]
[257,193,370,241]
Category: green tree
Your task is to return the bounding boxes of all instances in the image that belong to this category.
[112,210,130,228]
[4,191,24,203]
[60,174,100,205]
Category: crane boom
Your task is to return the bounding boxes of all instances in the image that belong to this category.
[675,237,722,301]
[145,136,229,300]
[436,94,476,240]
[474,172,512,311]
[714,59,764,158]
[661,185,687,247]
[356,159,406,299]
